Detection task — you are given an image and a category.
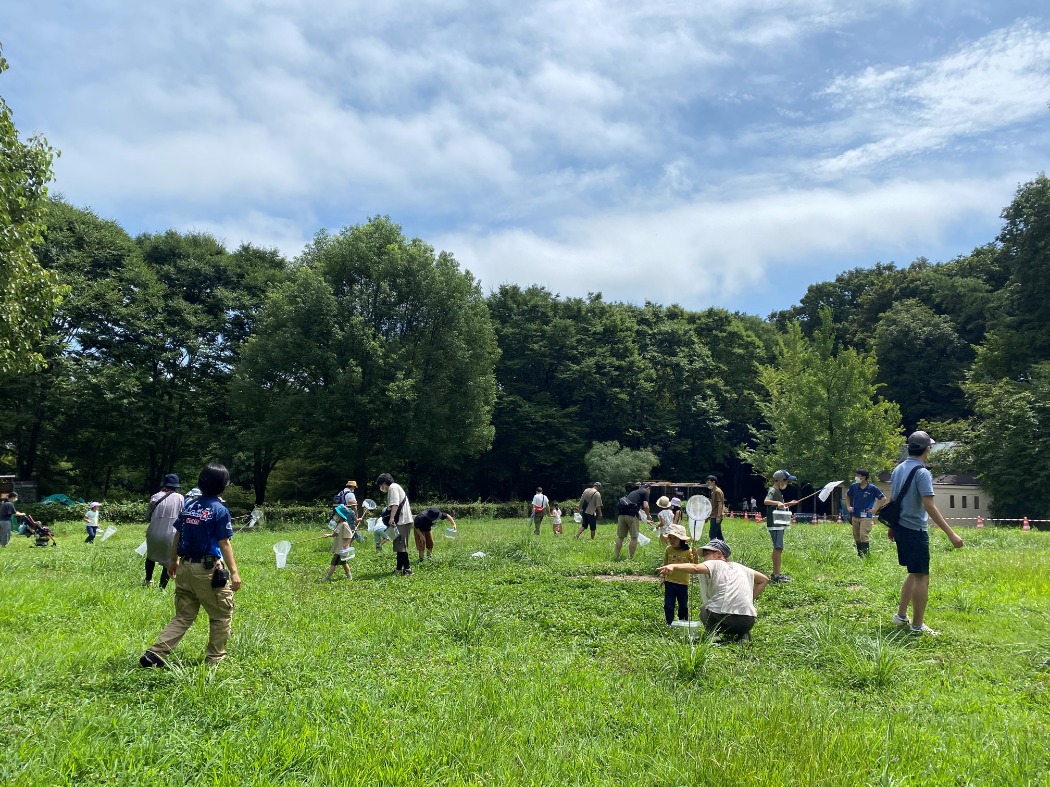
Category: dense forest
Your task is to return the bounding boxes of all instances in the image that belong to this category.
[2,173,1049,519]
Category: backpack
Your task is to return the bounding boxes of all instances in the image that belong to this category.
[878,466,922,528]
[332,489,345,505]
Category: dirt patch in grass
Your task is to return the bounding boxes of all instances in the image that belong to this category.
[591,574,660,583]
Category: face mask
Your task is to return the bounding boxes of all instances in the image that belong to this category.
[854,476,863,484]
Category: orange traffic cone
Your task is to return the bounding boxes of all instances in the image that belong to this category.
[1023,516,1031,531]
[976,516,984,529]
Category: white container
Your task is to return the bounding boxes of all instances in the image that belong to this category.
[573,513,583,523]
[134,540,148,556]
[671,620,705,640]
[444,528,458,539]
[772,510,793,528]
[337,546,356,559]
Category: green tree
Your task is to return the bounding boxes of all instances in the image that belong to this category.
[873,299,970,430]
[746,309,902,497]
[584,441,659,499]
[0,47,66,373]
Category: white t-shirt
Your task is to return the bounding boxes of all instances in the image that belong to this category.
[387,483,412,525]
[84,510,100,527]
[698,560,757,617]
[657,508,675,534]
[531,494,548,511]
[551,508,562,524]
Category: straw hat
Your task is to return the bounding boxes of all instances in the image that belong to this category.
[656,495,671,509]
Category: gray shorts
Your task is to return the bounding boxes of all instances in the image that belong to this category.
[767,527,785,549]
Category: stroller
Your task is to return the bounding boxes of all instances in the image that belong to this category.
[18,514,58,547]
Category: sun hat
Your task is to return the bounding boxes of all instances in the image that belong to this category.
[346,480,358,488]
[667,523,690,541]
[699,538,731,557]
[669,496,681,507]
[656,495,671,509]
[161,473,181,489]
[89,501,102,508]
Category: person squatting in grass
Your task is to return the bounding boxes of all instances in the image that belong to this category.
[575,481,602,540]
[413,506,456,561]
[846,468,886,557]
[763,470,799,583]
[888,431,964,636]
[140,464,242,667]
[318,505,356,582]
[660,538,769,642]
[706,475,725,541]
[144,473,185,588]
[378,473,414,575]
[83,501,102,542]
[615,483,651,560]
[660,523,698,624]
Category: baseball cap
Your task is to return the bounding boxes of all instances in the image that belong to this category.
[907,431,936,451]
[772,469,797,482]
[700,538,731,557]
[592,481,602,488]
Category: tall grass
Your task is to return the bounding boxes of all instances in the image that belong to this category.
[0,517,1047,784]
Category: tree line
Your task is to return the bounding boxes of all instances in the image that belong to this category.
[3,49,1048,517]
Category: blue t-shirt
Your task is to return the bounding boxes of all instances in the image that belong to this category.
[890,458,934,531]
[846,482,885,517]
[174,496,233,559]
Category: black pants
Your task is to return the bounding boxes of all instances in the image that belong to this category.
[700,609,756,638]
[664,582,689,624]
[145,559,170,587]
[708,518,724,541]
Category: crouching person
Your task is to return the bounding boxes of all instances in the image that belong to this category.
[140,464,242,667]
[659,538,767,642]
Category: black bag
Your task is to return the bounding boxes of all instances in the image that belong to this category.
[617,495,636,516]
[878,466,922,528]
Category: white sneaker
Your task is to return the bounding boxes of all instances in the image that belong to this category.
[892,612,910,627]
[910,623,940,636]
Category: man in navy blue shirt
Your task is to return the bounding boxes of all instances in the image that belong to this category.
[141,464,242,667]
[846,469,886,557]
[887,432,963,636]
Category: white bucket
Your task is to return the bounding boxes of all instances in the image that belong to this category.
[99,525,118,542]
[134,540,148,556]
[637,531,651,547]
[444,528,458,539]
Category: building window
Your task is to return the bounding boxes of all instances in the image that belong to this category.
[975,496,980,510]
[962,496,967,509]
[949,495,955,508]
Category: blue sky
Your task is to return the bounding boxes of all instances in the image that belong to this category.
[2,1,1048,316]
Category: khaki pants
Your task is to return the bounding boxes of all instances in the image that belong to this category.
[149,561,234,663]
[852,517,873,542]
[616,515,640,540]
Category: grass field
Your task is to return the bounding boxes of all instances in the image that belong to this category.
[2,515,1049,786]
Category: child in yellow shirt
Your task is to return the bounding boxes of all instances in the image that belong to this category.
[661,523,698,624]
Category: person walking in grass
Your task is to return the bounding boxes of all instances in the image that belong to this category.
[615,483,651,560]
[888,431,964,636]
[846,468,887,557]
[414,506,456,562]
[763,470,798,583]
[660,538,769,642]
[705,475,725,541]
[83,501,102,543]
[318,505,356,582]
[378,473,414,575]
[575,482,603,540]
[144,474,185,588]
[550,502,563,535]
[660,523,698,624]
[140,464,242,667]
[655,495,675,545]
[0,492,22,547]
[529,487,550,535]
